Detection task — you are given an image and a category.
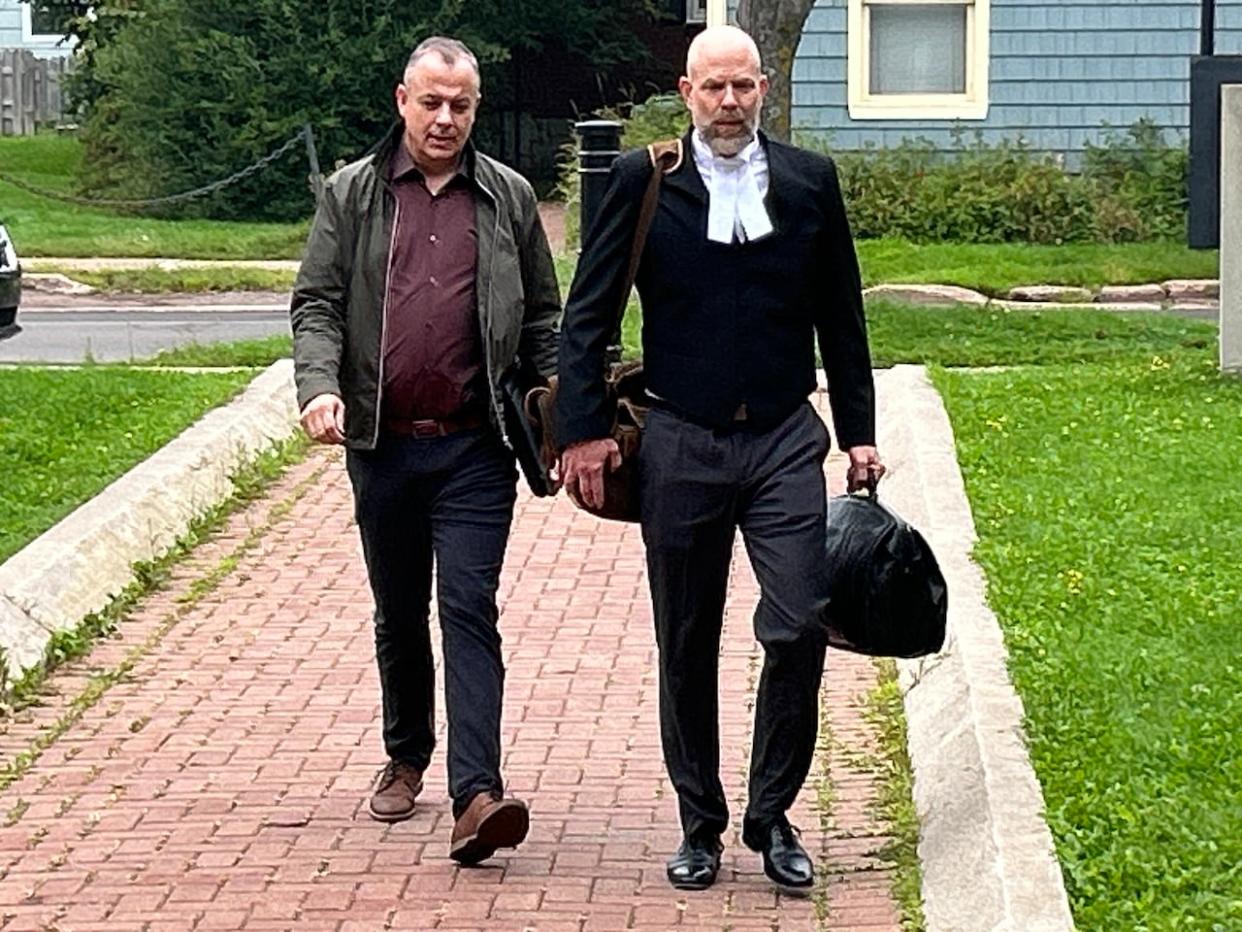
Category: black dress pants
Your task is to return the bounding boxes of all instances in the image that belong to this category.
[638,402,832,839]
[346,427,517,817]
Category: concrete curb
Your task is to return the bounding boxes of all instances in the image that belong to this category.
[874,365,1075,932]
[0,360,299,680]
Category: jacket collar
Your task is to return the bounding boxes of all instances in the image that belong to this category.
[371,120,482,192]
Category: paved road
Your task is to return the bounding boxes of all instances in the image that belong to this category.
[0,303,290,364]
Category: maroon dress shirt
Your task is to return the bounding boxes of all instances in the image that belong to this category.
[382,144,484,423]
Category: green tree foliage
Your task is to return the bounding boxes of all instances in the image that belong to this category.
[73,0,651,221]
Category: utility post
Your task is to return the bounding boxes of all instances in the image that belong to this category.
[706,0,728,27]
[1221,85,1241,372]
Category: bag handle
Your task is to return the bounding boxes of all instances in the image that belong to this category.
[616,139,682,321]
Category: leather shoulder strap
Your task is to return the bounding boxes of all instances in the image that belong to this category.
[647,139,684,175]
[618,138,682,314]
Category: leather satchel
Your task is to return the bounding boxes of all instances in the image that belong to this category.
[530,139,682,522]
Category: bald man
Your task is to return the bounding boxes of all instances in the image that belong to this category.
[556,26,883,891]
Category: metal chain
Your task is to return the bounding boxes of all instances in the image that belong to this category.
[0,128,308,209]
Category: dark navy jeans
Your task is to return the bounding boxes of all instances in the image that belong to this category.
[346,427,517,817]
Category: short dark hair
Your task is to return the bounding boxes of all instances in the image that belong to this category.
[405,37,480,81]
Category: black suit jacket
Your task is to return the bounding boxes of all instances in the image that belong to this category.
[557,130,875,451]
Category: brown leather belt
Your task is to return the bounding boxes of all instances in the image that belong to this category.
[382,412,486,438]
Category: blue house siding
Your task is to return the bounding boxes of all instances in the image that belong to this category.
[0,0,74,58]
[785,0,1242,156]
[0,2,22,49]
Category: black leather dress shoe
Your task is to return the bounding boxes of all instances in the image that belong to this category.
[666,833,723,890]
[743,818,814,889]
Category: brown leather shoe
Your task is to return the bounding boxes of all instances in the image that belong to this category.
[449,791,530,865]
[367,760,424,823]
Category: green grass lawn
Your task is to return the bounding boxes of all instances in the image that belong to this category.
[0,367,255,563]
[127,301,1221,371]
[65,268,296,293]
[864,301,1216,367]
[138,336,294,368]
[0,134,308,259]
[856,240,1219,294]
[933,353,1242,928]
[3,135,1223,294]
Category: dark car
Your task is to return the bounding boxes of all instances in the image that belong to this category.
[0,222,21,329]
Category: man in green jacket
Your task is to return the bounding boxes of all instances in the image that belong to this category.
[290,36,560,865]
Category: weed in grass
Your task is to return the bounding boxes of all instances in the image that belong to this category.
[933,354,1242,927]
[3,799,29,827]
[0,435,315,792]
[863,662,926,932]
[68,267,295,294]
[812,697,838,928]
[134,335,292,369]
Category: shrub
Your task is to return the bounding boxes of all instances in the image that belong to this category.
[832,124,1186,245]
[556,96,1188,249]
[556,93,690,247]
[1083,119,1188,242]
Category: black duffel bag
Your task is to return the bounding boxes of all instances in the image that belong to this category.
[821,490,948,658]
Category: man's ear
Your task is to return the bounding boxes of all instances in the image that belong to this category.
[678,76,693,105]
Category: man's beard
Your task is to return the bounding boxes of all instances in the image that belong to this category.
[699,115,759,158]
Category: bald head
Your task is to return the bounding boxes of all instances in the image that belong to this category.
[680,25,768,157]
[686,25,762,80]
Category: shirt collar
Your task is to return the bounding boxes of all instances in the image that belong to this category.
[390,140,475,187]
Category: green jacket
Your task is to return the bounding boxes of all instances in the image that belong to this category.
[290,123,561,449]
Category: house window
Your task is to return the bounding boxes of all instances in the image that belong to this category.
[848,0,990,120]
[21,5,65,42]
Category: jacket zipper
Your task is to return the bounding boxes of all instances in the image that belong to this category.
[371,193,400,448]
[475,178,507,445]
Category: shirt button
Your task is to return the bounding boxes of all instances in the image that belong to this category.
[430,276,438,286]
[429,234,438,244]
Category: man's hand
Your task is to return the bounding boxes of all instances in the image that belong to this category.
[846,445,886,493]
[300,393,346,445]
[559,438,622,511]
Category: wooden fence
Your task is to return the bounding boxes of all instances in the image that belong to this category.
[0,49,71,136]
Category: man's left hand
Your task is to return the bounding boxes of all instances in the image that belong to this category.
[846,445,886,493]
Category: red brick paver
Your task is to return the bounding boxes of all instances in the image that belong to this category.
[0,394,902,931]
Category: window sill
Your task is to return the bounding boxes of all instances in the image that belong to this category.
[848,97,989,121]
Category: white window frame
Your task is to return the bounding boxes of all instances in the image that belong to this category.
[848,0,990,121]
[687,0,708,25]
[20,4,63,43]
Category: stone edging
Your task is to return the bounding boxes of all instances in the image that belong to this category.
[0,360,299,680]
[874,365,1076,932]
[865,279,1219,312]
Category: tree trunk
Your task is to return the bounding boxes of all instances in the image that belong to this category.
[736,0,817,142]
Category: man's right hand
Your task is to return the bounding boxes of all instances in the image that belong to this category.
[559,438,622,512]
[300,393,346,445]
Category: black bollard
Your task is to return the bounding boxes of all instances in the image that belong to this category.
[575,119,625,363]
[576,120,623,236]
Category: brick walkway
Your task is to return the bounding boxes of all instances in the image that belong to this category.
[0,395,902,931]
